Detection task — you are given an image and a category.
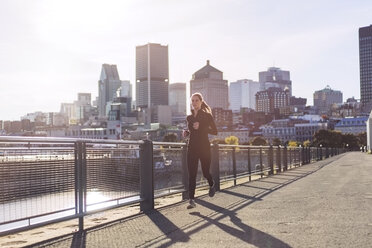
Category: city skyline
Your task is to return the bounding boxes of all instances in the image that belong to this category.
[1,0,372,120]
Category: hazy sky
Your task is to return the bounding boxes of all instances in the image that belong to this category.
[1,0,371,120]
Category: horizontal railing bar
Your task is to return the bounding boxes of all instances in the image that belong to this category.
[153,141,186,146]
[85,197,143,215]
[0,136,144,145]
[154,189,185,198]
[85,195,141,207]
[154,184,185,193]
[0,214,78,236]
[0,207,76,225]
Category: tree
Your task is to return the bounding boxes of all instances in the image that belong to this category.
[210,138,226,144]
[163,133,178,142]
[341,133,359,150]
[312,129,343,148]
[225,136,239,145]
[303,140,311,147]
[272,138,281,146]
[357,132,367,147]
[288,140,298,147]
[251,136,267,146]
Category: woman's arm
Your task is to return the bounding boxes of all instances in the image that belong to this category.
[207,114,218,135]
[186,116,194,131]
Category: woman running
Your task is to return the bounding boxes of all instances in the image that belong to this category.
[184,92,218,209]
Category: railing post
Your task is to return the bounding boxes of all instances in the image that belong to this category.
[320,147,323,160]
[307,147,309,164]
[277,146,281,173]
[211,143,220,192]
[283,146,288,171]
[301,147,305,165]
[232,147,237,186]
[269,145,274,175]
[316,147,319,161]
[75,141,86,233]
[247,147,251,182]
[181,144,188,200]
[140,140,154,212]
[259,147,263,178]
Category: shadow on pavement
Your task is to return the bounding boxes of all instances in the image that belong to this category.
[147,209,190,243]
[190,210,291,248]
[70,230,86,248]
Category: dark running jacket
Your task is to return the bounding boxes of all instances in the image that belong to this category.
[186,110,218,153]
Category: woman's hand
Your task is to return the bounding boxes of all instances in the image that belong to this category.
[193,122,199,130]
[183,129,190,138]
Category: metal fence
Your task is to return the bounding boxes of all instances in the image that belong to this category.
[0,136,346,235]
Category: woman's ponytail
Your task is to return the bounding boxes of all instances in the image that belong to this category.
[201,101,212,114]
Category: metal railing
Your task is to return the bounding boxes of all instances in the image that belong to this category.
[0,136,346,235]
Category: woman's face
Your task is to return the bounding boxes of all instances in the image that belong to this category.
[191,95,202,110]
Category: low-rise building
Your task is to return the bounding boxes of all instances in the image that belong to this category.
[261,118,327,144]
[334,116,368,135]
[295,122,328,142]
[213,129,250,144]
[261,119,296,144]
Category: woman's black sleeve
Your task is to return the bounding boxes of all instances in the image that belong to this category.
[186,116,193,131]
[208,114,218,135]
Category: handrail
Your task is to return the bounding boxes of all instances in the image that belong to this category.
[0,136,143,145]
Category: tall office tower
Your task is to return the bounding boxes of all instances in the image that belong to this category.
[256,87,290,114]
[98,64,122,117]
[136,43,169,108]
[313,85,343,114]
[75,93,92,123]
[169,83,186,116]
[190,60,228,110]
[359,25,372,113]
[229,79,260,112]
[259,67,292,95]
[120,80,132,98]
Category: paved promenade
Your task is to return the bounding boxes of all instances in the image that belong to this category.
[33,152,372,248]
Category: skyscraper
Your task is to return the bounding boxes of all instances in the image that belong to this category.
[359,25,372,113]
[259,67,292,95]
[98,64,122,117]
[136,43,169,108]
[313,85,343,114]
[229,79,260,112]
[190,60,228,110]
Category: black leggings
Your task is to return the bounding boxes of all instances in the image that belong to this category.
[187,149,213,199]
